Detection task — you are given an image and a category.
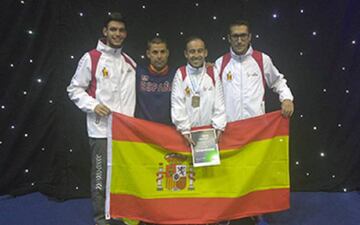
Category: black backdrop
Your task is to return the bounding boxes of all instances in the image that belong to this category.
[0,0,359,200]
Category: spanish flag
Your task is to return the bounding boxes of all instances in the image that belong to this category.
[106,111,289,224]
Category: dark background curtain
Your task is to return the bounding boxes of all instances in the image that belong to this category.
[0,0,359,200]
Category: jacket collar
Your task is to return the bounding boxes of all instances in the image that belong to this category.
[96,39,123,56]
[230,45,253,61]
[186,63,205,76]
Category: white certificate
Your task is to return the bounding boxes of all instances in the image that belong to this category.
[190,128,220,167]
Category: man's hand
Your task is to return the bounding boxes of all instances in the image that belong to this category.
[183,133,195,146]
[94,104,111,117]
[281,99,294,118]
[215,130,223,143]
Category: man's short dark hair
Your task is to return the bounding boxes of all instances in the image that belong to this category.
[229,20,251,34]
[184,36,206,50]
[104,12,126,28]
[147,37,168,49]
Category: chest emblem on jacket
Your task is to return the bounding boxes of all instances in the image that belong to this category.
[185,86,191,97]
[226,71,233,81]
[102,67,109,78]
[203,86,213,92]
[247,72,258,77]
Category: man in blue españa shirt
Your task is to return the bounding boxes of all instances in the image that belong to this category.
[135,37,175,125]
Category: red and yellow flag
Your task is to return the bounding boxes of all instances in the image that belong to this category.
[106,111,290,224]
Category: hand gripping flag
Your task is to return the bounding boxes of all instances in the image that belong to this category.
[106,111,290,224]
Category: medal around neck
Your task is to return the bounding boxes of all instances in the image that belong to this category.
[191,96,200,108]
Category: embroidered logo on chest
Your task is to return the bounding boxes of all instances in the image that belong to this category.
[203,86,213,92]
[247,72,259,77]
[226,71,233,81]
[102,67,109,78]
[185,86,191,97]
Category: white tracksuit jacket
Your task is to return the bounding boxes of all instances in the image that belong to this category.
[171,64,226,134]
[215,46,293,122]
[67,40,136,138]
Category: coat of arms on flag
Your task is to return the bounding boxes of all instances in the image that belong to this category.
[156,153,195,191]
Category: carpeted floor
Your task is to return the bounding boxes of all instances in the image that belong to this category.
[1,192,359,225]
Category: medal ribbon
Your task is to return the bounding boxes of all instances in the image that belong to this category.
[188,64,206,95]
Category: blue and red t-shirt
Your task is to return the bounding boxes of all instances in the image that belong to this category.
[135,65,175,125]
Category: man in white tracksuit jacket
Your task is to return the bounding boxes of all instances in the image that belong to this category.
[215,20,294,123]
[171,36,226,145]
[67,13,136,225]
[215,20,294,225]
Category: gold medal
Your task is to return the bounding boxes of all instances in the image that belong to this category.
[191,96,200,108]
